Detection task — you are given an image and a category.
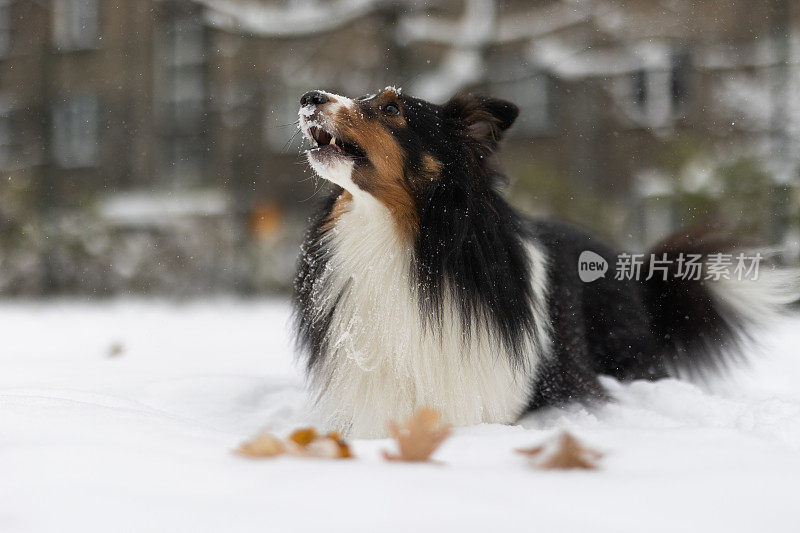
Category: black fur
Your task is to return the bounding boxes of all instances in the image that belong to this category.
[294,192,345,373]
[413,96,536,367]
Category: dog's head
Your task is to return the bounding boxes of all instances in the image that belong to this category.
[298,87,519,234]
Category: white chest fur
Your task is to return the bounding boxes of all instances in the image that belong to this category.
[306,197,550,438]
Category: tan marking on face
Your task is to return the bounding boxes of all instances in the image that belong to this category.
[420,153,443,181]
[331,100,417,238]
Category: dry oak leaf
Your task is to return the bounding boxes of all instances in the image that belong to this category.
[516,432,603,470]
[237,428,351,460]
[288,427,319,447]
[236,433,286,458]
[290,428,352,459]
[382,408,452,462]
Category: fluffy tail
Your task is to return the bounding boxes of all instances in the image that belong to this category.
[642,227,799,377]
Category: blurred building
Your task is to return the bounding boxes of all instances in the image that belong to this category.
[0,0,799,296]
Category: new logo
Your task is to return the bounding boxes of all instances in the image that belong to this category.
[578,251,608,282]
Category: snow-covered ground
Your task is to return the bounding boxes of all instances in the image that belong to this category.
[2,299,799,533]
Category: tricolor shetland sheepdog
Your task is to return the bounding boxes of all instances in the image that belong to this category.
[293,87,797,438]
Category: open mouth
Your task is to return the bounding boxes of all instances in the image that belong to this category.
[306,126,364,159]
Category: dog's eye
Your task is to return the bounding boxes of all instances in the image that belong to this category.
[383,103,400,116]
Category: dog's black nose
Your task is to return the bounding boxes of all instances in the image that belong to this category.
[300,90,329,107]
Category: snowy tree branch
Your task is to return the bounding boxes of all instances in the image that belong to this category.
[194,0,397,37]
[408,0,497,101]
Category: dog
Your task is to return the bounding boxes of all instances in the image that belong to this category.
[293,87,797,438]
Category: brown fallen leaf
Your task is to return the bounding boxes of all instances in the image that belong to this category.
[322,431,353,459]
[288,427,318,447]
[236,432,286,458]
[294,430,352,459]
[382,408,451,462]
[304,433,352,459]
[237,428,351,460]
[516,432,603,470]
[106,342,124,358]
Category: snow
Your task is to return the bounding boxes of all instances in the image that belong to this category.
[98,191,231,227]
[2,299,800,532]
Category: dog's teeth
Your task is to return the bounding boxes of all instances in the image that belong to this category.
[330,135,337,146]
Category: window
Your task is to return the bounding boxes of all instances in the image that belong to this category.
[164,18,204,68]
[670,50,691,109]
[157,17,206,182]
[631,69,647,109]
[625,49,691,127]
[164,137,204,186]
[52,0,98,51]
[0,0,11,57]
[52,94,99,167]
[160,17,205,133]
[0,107,11,169]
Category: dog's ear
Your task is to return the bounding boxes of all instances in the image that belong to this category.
[444,94,519,149]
